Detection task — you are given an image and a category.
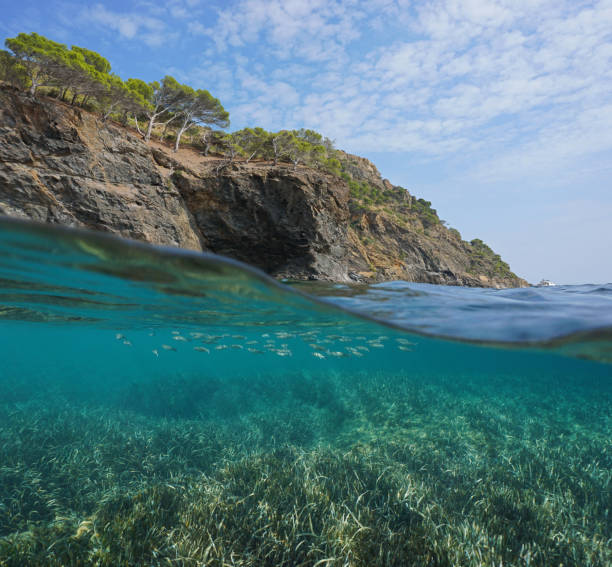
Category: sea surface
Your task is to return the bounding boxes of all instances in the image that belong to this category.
[0,217,610,567]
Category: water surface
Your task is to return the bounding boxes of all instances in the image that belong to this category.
[0,218,610,566]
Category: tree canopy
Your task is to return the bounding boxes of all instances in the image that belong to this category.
[4,32,67,95]
[172,86,229,152]
[2,32,229,151]
[1,32,346,165]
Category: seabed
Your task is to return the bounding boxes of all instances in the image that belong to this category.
[0,363,610,566]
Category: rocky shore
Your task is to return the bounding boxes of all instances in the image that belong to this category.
[0,86,527,287]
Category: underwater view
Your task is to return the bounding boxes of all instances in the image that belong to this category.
[0,217,610,567]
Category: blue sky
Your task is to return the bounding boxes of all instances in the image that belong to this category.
[3,0,612,284]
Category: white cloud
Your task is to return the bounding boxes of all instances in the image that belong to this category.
[187,21,207,35]
[208,0,364,62]
[467,102,612,184]
[82,4,169,46]
[84,5,143,39]
[184,0,612,190]
[81,1,203,47]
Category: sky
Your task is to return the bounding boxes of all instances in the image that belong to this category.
[2,0,611,284]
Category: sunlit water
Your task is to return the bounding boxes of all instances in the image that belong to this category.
[0,218,610,566]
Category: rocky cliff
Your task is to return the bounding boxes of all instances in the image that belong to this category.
[0,87,526,287]
[335,151,525,287]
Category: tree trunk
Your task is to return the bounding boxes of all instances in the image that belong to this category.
[103,103,117,121]
[174,130,182,152]
[71,92,78,105]
[174,117,190,152]
[132,114,145,137]
[160,123,169,142]
[272,138,279,165]
[144,117,154,142]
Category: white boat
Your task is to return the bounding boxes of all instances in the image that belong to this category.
[536,279,556,287]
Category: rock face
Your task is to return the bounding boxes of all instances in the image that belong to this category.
[336,152,527,287]
[0,87,526,287]
[347,212,506,287]
[0,87,203,250]
[171,165,349,280]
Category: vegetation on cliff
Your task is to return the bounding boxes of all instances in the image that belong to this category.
[1,33,229,151]
[468,239,515,280]
[333,153,520,283]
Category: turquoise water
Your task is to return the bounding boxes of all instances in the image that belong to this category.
[0,218,610,566]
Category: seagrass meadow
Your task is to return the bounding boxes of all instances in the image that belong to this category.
[0,219,611,566]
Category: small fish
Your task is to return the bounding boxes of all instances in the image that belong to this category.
[369,342,384,348]
[173,336,188,342]
[171,331,180,335]
[194,346,210,353]
[161,344,176,351]
[231,334,246,340]
[247,348,263,354]
[246,340,258,345]
[231,344,244,350]
[396,338,415,346]
[152,349,159,357]
[312,352,326,359]
[115,333,125,340]
[215,345,228,350]
[309,343,326,351]
[190,332,205,339]
[261,333,270,338]
[122,340,132,346]
[328,351,347,358]
[275,332,294,339]
[398,346,413,351]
